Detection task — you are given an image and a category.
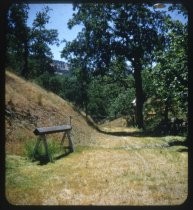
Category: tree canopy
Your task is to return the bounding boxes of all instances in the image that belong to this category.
[61,3,175,128]
[6,4,59,79]
[6,3,188,134]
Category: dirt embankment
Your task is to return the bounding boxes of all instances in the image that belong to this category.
[5,71,96,155]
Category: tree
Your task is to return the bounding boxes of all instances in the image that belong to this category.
[148,18,188,121]
[6,4,59,79]
[62,3,168,128]
[7,3,30,78]
[62,30,92,115]
[30,6,59,77]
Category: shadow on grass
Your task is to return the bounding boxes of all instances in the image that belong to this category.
[33,149,72,165]
[176,148,188,152]
[54,150,71,160]
[32,155,50,165]
[96,127,188,152]
[168,140,188,147]
[97,129,177,137]
[86,117,187,138]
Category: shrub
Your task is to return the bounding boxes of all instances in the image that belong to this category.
[24,138,62,162]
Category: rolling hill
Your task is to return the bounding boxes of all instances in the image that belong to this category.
[5,70,96,155]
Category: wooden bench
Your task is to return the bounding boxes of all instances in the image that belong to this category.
[33,124,74,162]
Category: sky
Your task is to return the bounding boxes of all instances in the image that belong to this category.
[27,3,187,62]
[27,3,82,62]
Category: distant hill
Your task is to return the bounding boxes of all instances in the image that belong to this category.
[51,60,70,75]
[5,71,95,155]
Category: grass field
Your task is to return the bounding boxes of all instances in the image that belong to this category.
[5,71,188,205]
[6,133,188,205]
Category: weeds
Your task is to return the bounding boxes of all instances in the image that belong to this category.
[24,138,65,162]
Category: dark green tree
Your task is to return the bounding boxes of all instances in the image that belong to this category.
[62,3,168,128]
[62,30,91,115]
[7,3,30,78]
[30,6,59,77]
[150,19,187,121]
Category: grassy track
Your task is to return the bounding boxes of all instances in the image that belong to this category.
[6,134,188,205]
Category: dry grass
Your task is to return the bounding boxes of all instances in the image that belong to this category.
[5,71,95,155]
[5,71,188,205]
[6,135,188,205]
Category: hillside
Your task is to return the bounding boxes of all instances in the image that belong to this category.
[5,71,96,155]
[5,71,188,205]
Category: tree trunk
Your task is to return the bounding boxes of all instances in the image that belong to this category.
[21,39,29,78]
[132,57,145,129]
[164,99,169,121]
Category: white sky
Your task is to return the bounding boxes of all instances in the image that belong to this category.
[27,3,187,62]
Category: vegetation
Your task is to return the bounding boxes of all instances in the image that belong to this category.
[6,3,188,133]
[5,71,94,156]
[7,4,58,79]
[6,134,188,205]
[5,3,188,205]
[5,69,188,205]
[62,3,187,131]
[24,138,63,162]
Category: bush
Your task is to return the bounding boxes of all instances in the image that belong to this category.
[24,138,62,162]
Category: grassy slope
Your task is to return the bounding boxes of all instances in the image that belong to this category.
[5,71,95,155]
[5,71,188,205]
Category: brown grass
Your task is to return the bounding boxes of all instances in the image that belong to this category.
[6,140,188,205]
[5,71,188,205]
[5,71,95,155]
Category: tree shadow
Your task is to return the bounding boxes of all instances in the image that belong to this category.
[32,155,50,165]
[97,129,175,137]
[168,140,188,147]
[97,128,188,152]
[33,149,72,165]
[54,150,71,160]
[167,139,188,152]
[176,148,188,152]
[88,117,184,138]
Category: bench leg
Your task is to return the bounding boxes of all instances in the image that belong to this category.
[32,136,41,161]
[42,134,53,163]
[60,132,66,147]
[66,131,74,152]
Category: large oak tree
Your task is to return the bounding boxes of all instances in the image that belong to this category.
[62,3,168,128]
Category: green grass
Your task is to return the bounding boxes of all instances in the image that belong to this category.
[6,134,188,205]
[24,138,69,162]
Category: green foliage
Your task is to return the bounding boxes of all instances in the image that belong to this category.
[108,88,135,117]
[24,139,36,160]
[30,6,59,77]
[34,72,85,110]
[87,76,116,120]
[49,76,63,95]
[143,18,188,125]
[6,3,30,78]
[6,4,59,79]
[86,73,135,122]
[6,3,188,134]
[61,3,170,128]
[61,76,82,104]
[24,138,61,161]
[35,72,50,90]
